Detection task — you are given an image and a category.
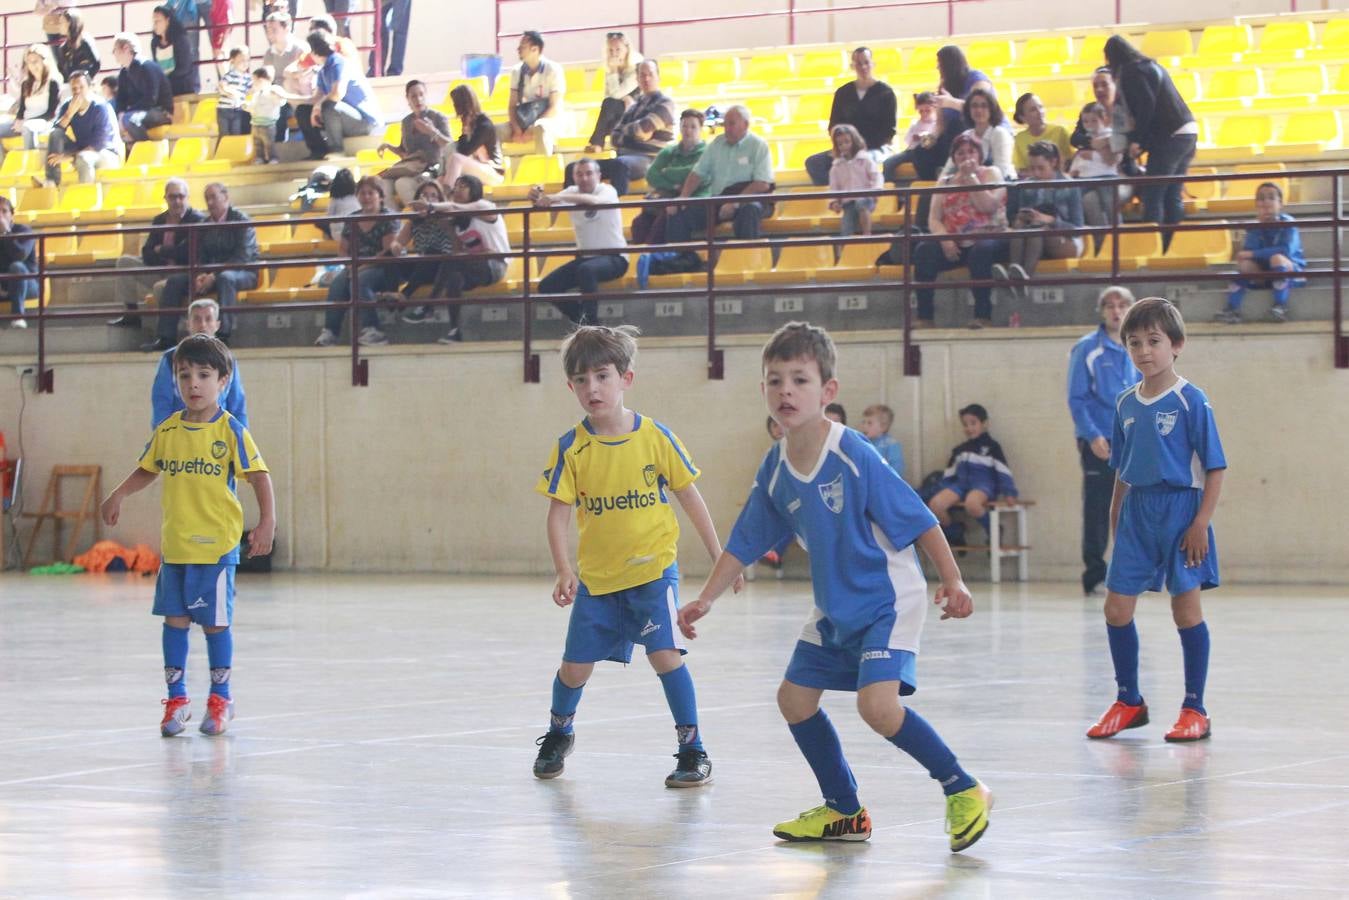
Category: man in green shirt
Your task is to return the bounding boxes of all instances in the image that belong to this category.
[633,108,708,244]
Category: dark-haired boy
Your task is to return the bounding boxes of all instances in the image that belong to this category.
[101,334,274,737]
[1087,297,1225,743]
[533,324,738,787]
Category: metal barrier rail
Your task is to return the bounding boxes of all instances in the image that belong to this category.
[0,164,1343,391]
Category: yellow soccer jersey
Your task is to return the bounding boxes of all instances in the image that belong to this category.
[138,409,268,565]
[536,413,700,595]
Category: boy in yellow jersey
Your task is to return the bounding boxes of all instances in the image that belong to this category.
[101,334,274,738]
[534,325,741,787]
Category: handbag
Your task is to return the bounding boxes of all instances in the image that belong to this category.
[515,66,551,129]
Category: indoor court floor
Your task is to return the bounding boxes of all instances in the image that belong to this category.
[0,572,1345,898]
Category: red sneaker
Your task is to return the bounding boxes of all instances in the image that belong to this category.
[1086,700,1149,739]
[1164,708,1211,742]
[160,696,191,737]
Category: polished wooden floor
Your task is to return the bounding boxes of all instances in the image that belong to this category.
[0,572,1345,898]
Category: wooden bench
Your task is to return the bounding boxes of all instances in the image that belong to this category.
[949,499,1034,583]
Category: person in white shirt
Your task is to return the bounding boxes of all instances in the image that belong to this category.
[508,30,567,154]
[529,158,627,324]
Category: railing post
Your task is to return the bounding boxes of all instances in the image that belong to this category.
[637,0,646,54]
[947,0,955,36]
[901,188,919,376]
[705,196,723,379]
[522,209,539,383]
[374,0,385,78]
[1334,175,1347,369]
[35,233,52,393]
[349,215,367,386]
[3,16,9,94]
[788,0,796,46]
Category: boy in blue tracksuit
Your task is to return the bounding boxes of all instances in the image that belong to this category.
[1086,298,1226,744]
[680,321,992,853]
[1216,182,1305,324]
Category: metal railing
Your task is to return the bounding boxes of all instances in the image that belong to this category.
[0,164,1344,393]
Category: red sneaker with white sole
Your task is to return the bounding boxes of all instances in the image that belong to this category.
[1164,708,1211,742]
[1086,700,1149,739]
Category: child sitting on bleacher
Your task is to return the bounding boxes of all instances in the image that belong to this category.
[902,92,941,150]
[926,403,1018,547]
[827,124,883,237]
[216,46,253,137]
[1215,182,1305,324]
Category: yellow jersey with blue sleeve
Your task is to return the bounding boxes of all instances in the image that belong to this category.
[138,408,268,565]
[536,413,700,595]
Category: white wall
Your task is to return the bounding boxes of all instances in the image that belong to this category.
[3,327,1347,584]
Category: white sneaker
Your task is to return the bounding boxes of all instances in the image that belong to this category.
[10,318,27,329]
[358,326,389,346]
[314,328,338,346]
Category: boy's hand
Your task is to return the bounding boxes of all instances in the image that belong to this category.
[1181,521,1209,567]
[935,580,973,620]
[552,570,578,607]
[247,519,275,557]
[677,598,713,639]
[100,493,121,526]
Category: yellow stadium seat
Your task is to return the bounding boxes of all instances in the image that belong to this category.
[212,134,255,166]
[438,76,488,108]
[475,256,524,296]
[164,97,218,139]
[511,153,565,186]
[1257,19,1314,59]
[746,53,794,85]
[243,264,324,303]
[1206,164,1288,213]
[795,50,846,80]
[255,221,295,254]
[82,181,160,223]
[711,245,771,284]
[831,239,883,280]
[563,66,593,95]
[146,137,210,176]
[15,185,58,224]
[43,228,93,267]
[1149,223,1232,269]
[30,182,101,226]
[868,47,905,78]
[1079,230,1162,271]
[1266,110,1342,157]
[0,149,44,189]
[1309,18,1349,60]
[1213,114,1272,149]
[754,242,833,283]
[1262,63,1326,100]
[1194,24,1252,60]
[1204,68,1262,102]
[789,93,834,124]
[1017,35,1074,70]
[966,40,1014,72]
[1076,34,1109,68]
[1025,80,1079,111]
[781,139,831,172]
[1141,29,1193,61]
[78,229,125,261]
[1185,166,1221,205]
[103,139,171,181]
[689,57,740,86]
[762,194,832,234]
[743,96,784,125]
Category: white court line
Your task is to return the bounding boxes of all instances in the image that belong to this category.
[0,742,347,788]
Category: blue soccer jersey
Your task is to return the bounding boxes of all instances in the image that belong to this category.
[1110,378,1226,489]
[725,422,940,652]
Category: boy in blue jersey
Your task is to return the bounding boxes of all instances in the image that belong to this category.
[102,334,274,737]
[679,322,993,852]
[1086,298,1226,743]
[533,325,740,788]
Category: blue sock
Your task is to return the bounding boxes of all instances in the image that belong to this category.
[658,665,704,752]
[788,710,860,814]
[1107,621,1144,705]
[887,708,976,796]
[549,671,584,734]
[1225,280,1248,311]
[204,628,233,699]
[162,624,189,699]
[1178,622,1210,715]
[1270,265,1292,306]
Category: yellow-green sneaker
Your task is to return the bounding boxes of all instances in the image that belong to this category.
[772,804,871,842]
[945,781,993,852]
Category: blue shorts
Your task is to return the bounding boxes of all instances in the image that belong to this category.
[785,640,918,695]
[563,570,685,665]
[153,562,235,627]
[937,471,995,501]
[1106,487,1219,597]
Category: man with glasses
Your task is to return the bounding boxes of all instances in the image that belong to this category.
[803,47,898,186]
[109,178,207,329]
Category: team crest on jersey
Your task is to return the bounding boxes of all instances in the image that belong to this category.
[818,474,845,514]
[211,440,228,460]
[642,464,657,487]
[1155,410,1178,436]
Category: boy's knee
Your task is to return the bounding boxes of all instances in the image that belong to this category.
[203,624,228,634]
[776,681,818,724]
[965,497,987,518]
[856,689,904,736]
[1170,591,1203,628]
[163,616,191,630]
[646,649,682,674]
[1270,253,1292,269]
[1103,591,1135,626]
[558,660,592,688]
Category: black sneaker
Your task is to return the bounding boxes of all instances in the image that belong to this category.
[108,313,141,327]
[533,731,575,779]
[400,305,431,324]
[665,748,713,788]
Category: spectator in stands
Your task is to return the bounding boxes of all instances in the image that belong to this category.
[861,403,904,474]
[1104,35,1197,249]
[110,177,207,328]
[927,402,1017,547]
[112,32,174,144]
[297,29,382,160]
[53,9,100,84]
[997,141,1083,295]
[882,91,961,184]
[369,0,412,78]
[1070,67,1118,152]
[1011,93,1071,178]
[1069,101,1130,251]
[143,182,259,351]
[933,45,994,113]
[583,31,643,154]
[1067,285,1137,596]
[507,30,566,154]
[315,176,399,347]
[100,75,118,102]
[263,11,307,142]
[1216,182,1305,324]
[827,124,883,236]
[0,44,63,150]
[530,158,627,325]
[400,175,512,344]
[804,47,897,186]
[151,298,247,427]
[321,0,351,37]
[35,0,66,47]
[911,132,1007,329]
[308,14,358,61]
[630,107,706,245]
[44,71,120,186]
[0,197,37,330]
[563,59,675,195]
[825,403,847,424]
[377,79,451,206]
[151,4,200,97]
[216,45,253,136]
[247,65,292,163]
[942,89,1014,181]
[665,105,774,267]
[441,83,505,189]
[386,179,453,321]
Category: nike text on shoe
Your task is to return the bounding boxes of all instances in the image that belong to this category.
[772,805,872,842]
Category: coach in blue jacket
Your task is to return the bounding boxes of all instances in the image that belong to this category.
[151,297,248,428]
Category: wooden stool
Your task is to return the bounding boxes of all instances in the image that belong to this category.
[22,465,102,567]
